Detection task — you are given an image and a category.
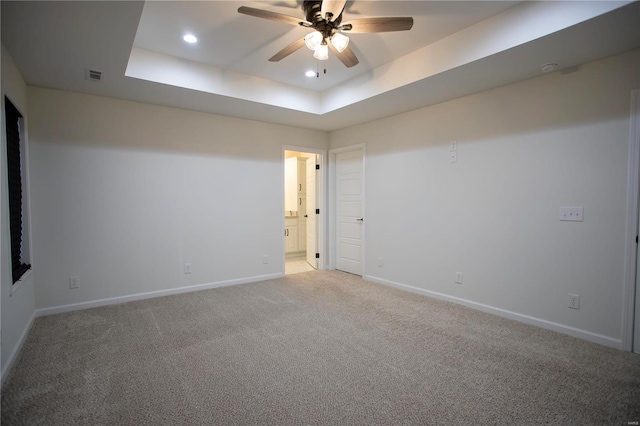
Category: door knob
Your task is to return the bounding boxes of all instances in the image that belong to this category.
[357,218,364,222]
[304,215,308,218]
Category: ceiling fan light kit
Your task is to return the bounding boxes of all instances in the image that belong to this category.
[305,31,323,51]
[330,32,349,53]
[306,31,347,60]
[238,0,413,69]
[313,43,329,61]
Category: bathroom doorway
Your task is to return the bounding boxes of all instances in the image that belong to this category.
[284,148,324,275]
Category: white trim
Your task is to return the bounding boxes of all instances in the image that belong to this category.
[19,115,34,270]
[10,267,32,296]
[35,273,283,317]
[1,310,36,386]
[624,89,640,353]
[364,274,622,350]
[2,273,281,382]
[282,146,327,271]
[328,144,366,273]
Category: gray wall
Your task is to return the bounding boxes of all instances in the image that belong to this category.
[2,46,638,376]
[330,50,639,347]
[1,44,36,375]
[27,87,328,310]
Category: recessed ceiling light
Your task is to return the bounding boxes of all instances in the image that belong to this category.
[305,70,316,77]
[182,34,198,44]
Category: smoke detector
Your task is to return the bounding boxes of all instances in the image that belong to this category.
[540,63,558,73]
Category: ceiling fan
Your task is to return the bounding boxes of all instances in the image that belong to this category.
[238,0,414,68]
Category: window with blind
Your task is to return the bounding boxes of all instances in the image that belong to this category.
[5,96,31,284]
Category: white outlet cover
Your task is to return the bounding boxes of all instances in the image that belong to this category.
[184,263,192,274]
[568,293,580,309]
[455,272,463,284]
[450,141,457,151]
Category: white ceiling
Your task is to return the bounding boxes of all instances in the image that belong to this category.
[133,1,519,91]
[2,1,639,132]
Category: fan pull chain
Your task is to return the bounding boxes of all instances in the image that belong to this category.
[315,59,327,78]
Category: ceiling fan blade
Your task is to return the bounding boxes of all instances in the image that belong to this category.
[328,41,359,68]
[238,6,305,26]
[321,0,347,21]
[269,38,306,62]
[342,17,414,33]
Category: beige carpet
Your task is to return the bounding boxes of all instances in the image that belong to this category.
[2,270,640,425]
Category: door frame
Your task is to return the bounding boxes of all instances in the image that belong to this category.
[623,89,640,352]
[305,157,319,269]
[282,146,326,272]
[328,143,366,273]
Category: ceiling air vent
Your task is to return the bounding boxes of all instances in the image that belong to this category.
[87,68,102,82]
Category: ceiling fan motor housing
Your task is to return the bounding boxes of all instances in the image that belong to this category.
[303,0,343,35]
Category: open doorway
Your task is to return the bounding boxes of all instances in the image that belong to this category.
[284,149,323,275]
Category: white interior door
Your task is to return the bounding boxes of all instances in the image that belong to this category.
[306,156,317,268]
[336,149,364,275]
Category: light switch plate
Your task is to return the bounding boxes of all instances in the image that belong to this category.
[560,207,584,222]
[69,276,79,289]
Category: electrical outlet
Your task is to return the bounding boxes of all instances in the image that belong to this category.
[184,263,192,274]
[449,151,457,163]
[263,255,268,264]
[568,294,580,310]
[455,272,463,284]
[450,141,457,151]
[378,257,383,267]
[69,276,79,289]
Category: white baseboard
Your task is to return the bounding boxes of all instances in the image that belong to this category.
[7,271,621,386]
[364,275,622,350]
[2,310,37,387]
[36,273,284,318]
